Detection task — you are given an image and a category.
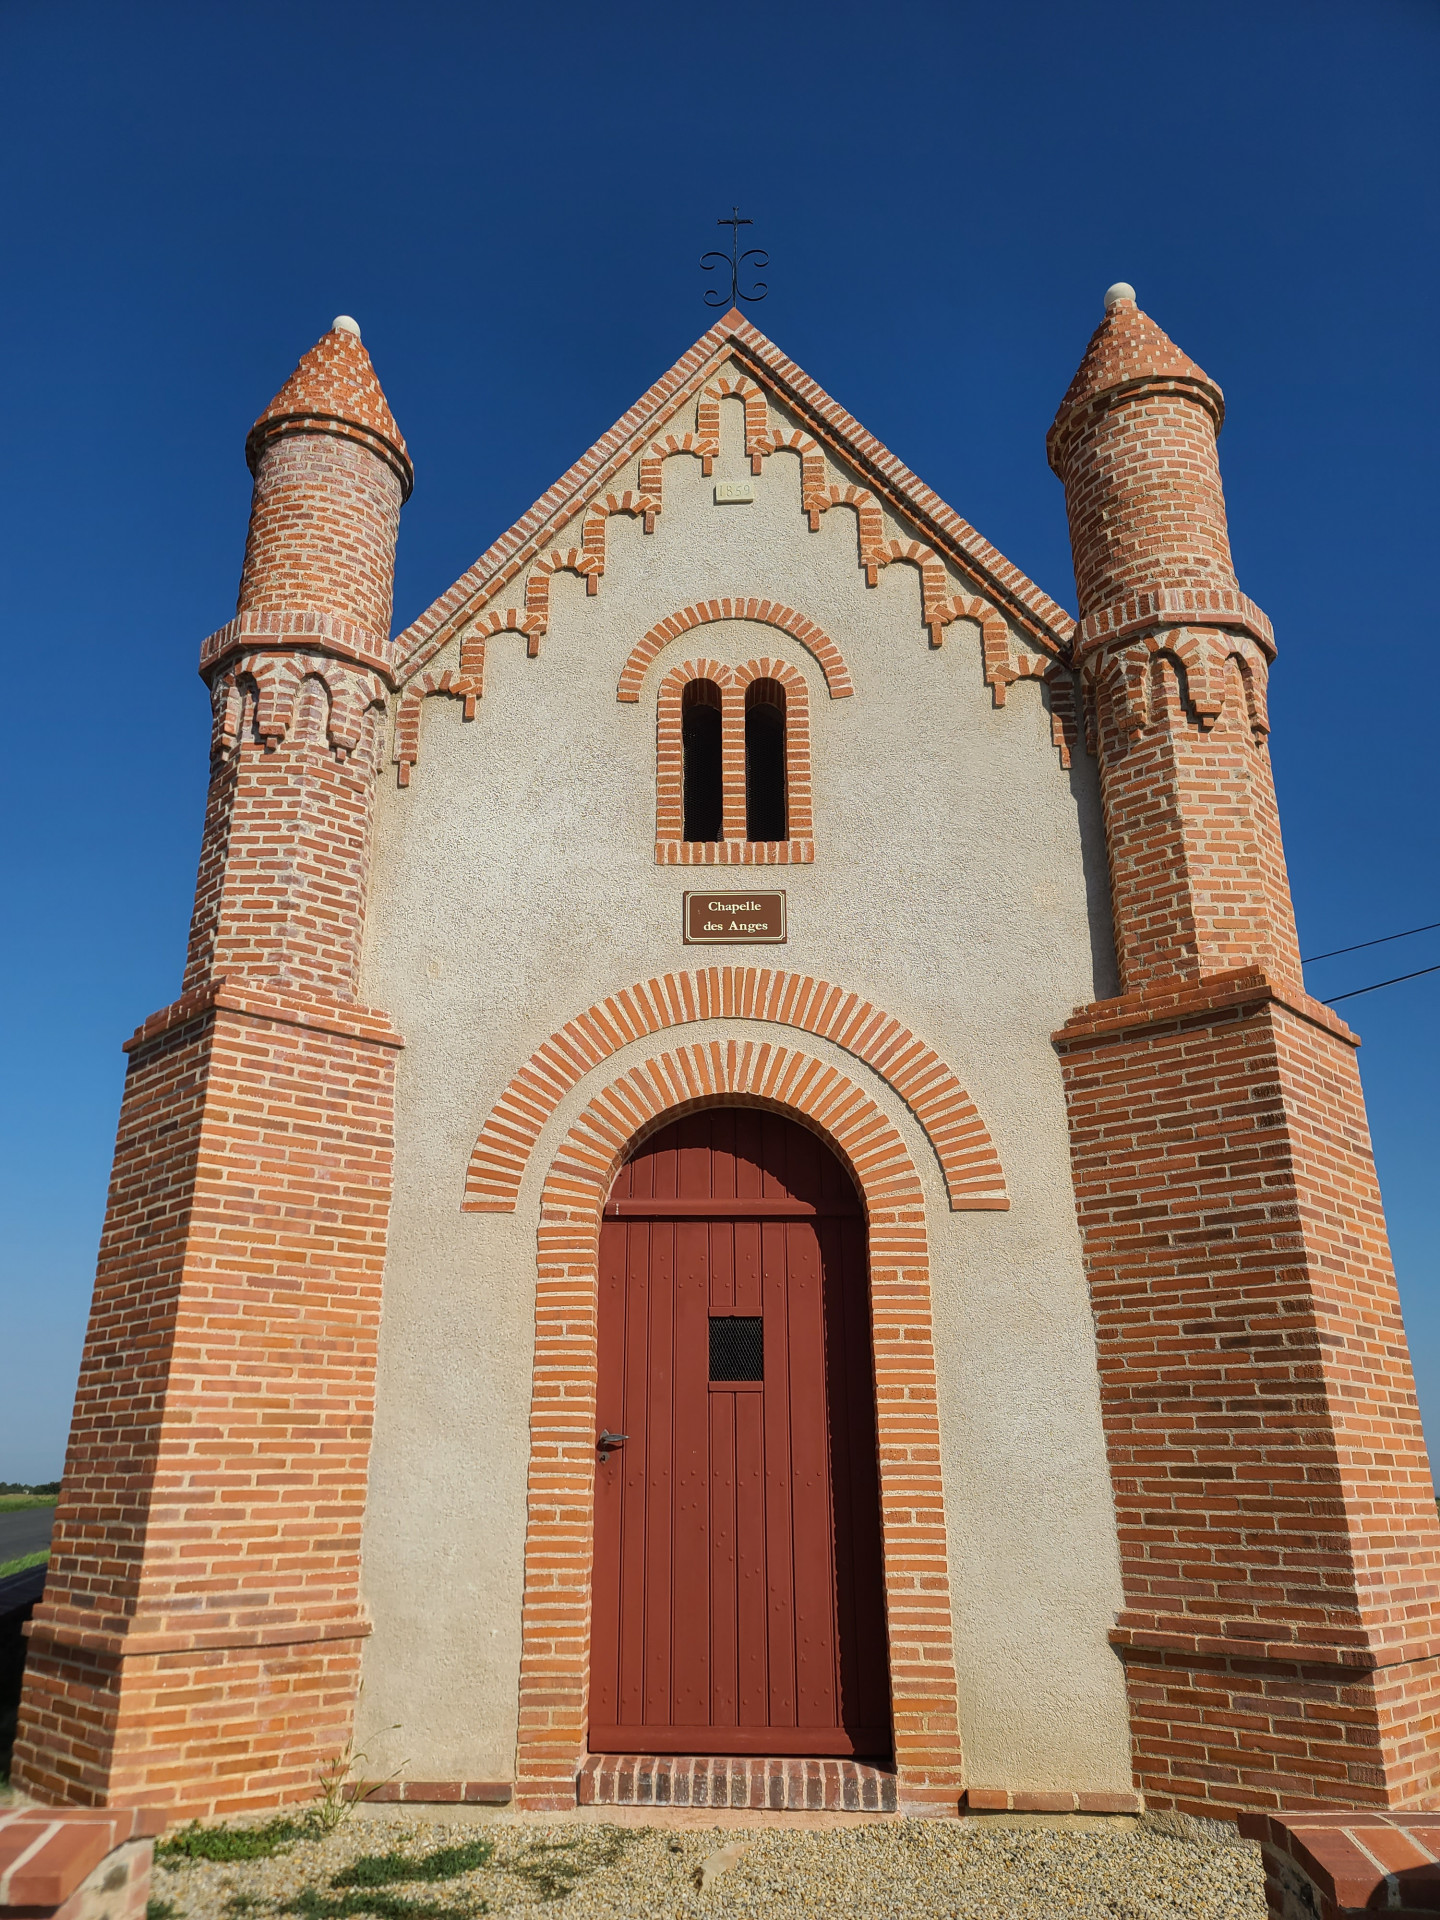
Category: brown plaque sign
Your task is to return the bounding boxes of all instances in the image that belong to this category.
[684,890,787,944]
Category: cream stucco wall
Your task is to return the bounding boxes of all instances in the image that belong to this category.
[352,371,1132,1792]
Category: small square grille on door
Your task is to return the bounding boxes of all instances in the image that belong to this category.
[709,1316,763,1381]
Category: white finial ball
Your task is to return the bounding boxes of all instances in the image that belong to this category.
[332,315,362,340]
[1104,283,1136,312]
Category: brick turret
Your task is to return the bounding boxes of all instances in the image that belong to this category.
[239,318,411,633]
[13,322,407,1818]
[1048,283,1235,614]
[1052,287,1440,1818]
[1049,283,1301,995]
[186,318,409,997]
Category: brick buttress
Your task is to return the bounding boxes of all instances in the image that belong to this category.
[12,321,411,1818]
[1049,287,1440,1815]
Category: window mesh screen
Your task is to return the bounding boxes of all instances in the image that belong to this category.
[709,1316,764,1382]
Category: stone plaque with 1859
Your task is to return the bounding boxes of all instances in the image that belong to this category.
[684,890,787,944]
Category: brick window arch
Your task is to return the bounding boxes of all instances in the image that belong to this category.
[655,657,814,865]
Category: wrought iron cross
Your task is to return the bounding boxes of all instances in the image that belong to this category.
[702,207,768,308]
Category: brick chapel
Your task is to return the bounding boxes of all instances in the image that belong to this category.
[15,289,1440,1822]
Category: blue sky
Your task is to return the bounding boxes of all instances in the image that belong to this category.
[1,0,1436,1482]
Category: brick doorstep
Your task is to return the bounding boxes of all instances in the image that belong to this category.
[577,1755,898,1814]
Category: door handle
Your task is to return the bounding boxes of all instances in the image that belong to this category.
[597,1430,628,1462]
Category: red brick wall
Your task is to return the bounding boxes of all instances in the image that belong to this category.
[183,675,384,997]
[13,994,400,1815]
[1087,644,1303,996]
[1055,977,1440,1813]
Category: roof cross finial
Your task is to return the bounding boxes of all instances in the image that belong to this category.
[702,206,768,309]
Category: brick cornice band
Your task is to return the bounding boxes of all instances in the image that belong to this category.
[513,1042,964,1813]
[1049,372,1226,470]
[617,599,854,702]
[247,412,414,497]
[464,968,1008,1214]
[1053,967,1359,1053]
[200,608,397,685]
[1075,584,1274,661]
[25,1609,373,1661]
[1107,1616,1440,1672]
[123,980,406,1055]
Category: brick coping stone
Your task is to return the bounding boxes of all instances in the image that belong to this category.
[0,1807,164,1917]
[961,1789,1143,1814]
[1239,1812,1440,1920]
[355,1782,512,1806]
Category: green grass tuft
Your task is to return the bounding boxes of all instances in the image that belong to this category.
[0,1550,48,1581]
[146,1900,178,1920]
[157,1819,311,1865]
[332,1842,494,1889]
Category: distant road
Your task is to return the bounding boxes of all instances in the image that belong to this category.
[0,1505,56,1562]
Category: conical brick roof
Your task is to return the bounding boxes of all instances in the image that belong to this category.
[1048,295,1223,472]
[247,323,412,497]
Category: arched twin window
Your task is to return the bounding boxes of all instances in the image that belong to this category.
[681,677,787,844]
[658,660,813,864]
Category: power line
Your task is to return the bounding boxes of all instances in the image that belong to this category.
[1303,919,1440,964]
[1325,964,1440,1005]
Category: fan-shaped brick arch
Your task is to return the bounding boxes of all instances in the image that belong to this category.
[463,968,1008,1213]
[616,599,854,703]
[511,1039,964,1813]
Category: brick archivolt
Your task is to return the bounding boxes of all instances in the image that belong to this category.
[512,1040,965,1812]
[618,598,853,704]
[654,656,815,864]
[392,367,1071,783]
[464,967,1008,1215]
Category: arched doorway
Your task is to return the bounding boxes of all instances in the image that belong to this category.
[588,1106,892,1759]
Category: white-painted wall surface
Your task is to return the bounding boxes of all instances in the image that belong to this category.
[353,367,1133,1792]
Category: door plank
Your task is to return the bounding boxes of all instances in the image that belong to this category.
[672,1219,711,1724]
[735,1383,769,1727]
[592,1219,627,1729]
[709,1387,739,1728]
[617,1221,654,1728]
[642,1224,677,1724]
[760,1216,798,1728]
[786,1219,839,1730]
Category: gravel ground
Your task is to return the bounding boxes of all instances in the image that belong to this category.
[150,1811,1266,1919]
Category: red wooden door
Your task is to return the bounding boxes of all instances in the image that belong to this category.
[590,1109,891,1758]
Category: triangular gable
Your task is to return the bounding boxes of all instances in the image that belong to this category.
[394,309,1076,683]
